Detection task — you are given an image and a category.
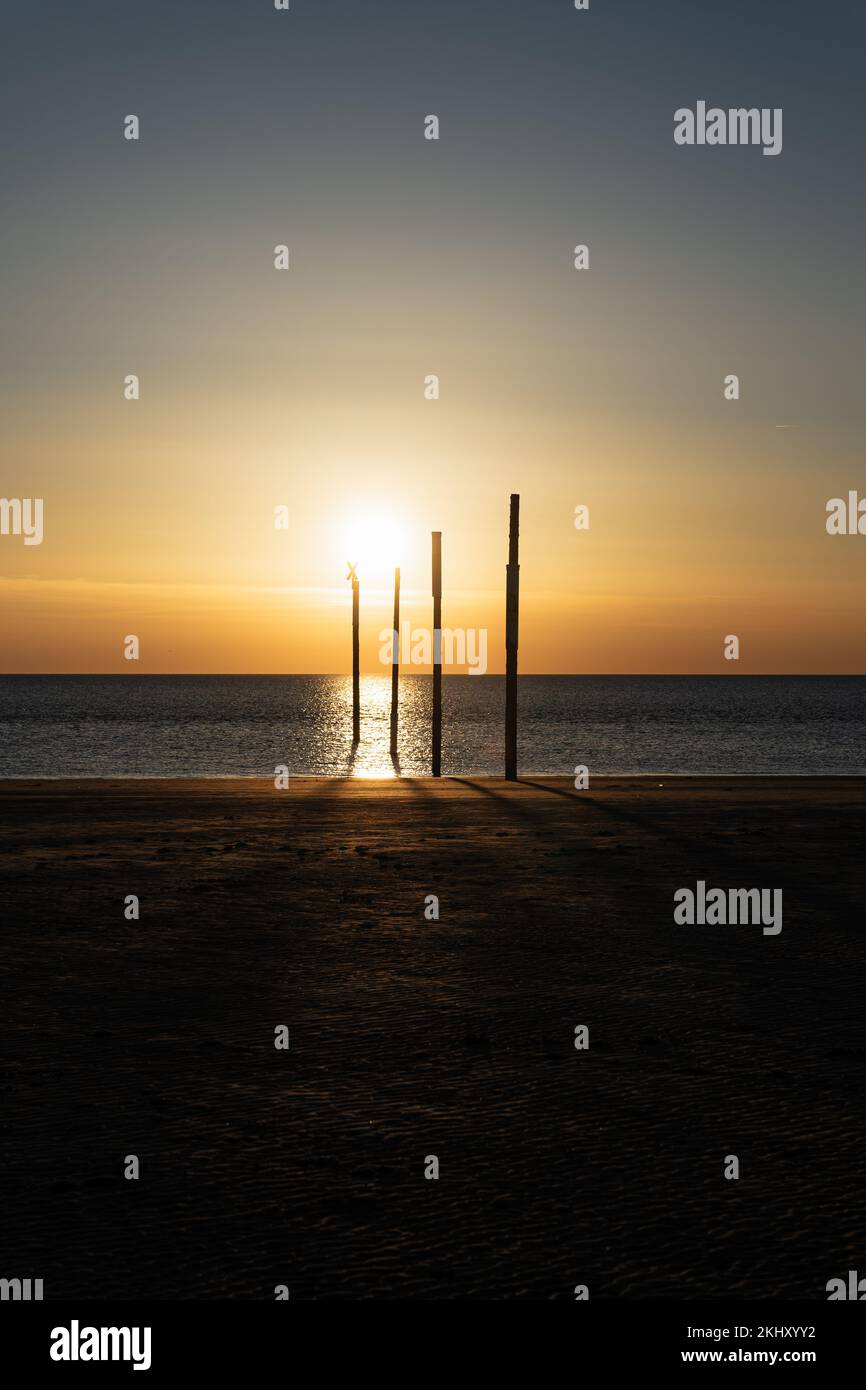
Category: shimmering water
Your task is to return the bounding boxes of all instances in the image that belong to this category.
[0,676,863,777]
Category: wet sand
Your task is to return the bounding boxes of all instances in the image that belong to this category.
[2,776,865,1299]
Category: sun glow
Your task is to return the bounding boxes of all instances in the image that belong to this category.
[339,509,406,588]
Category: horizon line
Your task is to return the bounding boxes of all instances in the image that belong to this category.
[2,672,864,680]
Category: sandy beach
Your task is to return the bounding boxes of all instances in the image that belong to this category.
[2,775,865,1300]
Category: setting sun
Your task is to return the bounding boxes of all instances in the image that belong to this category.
[339,509,407,588]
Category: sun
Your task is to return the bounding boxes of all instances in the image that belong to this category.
[340,509,406,587]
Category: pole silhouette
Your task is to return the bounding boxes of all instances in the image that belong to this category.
[390,566,400,756]
[432,532,442,776]
[505,494,520,780]
[348,561,360,743]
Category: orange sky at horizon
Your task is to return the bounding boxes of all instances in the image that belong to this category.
[2,575,863,674]
[2,450,865,676]
[3,395,866,674]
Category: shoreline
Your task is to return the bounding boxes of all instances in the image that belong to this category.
[2,772,866,786]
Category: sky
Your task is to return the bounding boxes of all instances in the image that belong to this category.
[2,0,865,673]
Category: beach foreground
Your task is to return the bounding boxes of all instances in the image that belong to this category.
[2,776,865,1300]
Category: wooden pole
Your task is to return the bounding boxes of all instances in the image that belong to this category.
[390,566,400,756]
[505,494,520,780]
[432,532,442,776]
[348,562,360,743]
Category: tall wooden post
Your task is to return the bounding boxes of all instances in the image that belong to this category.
[432,532,442,777]
[390,566,400,756]
[348,562,360,743]
[505,494,520,780]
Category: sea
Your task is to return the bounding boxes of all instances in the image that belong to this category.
[0,676,864,778]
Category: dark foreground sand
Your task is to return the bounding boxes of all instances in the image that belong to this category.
[2,776,865,1300]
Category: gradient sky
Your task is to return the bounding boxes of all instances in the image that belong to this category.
[2,0,865,673]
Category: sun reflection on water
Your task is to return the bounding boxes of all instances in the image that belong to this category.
[346,676,404,778]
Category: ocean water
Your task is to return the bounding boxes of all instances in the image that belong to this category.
[0,676,863,778]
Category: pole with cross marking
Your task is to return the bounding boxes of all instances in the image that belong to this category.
[347,561,360,743]
[390,566,400,757]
